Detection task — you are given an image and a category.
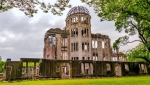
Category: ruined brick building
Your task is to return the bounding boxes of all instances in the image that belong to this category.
[43,6,112,61]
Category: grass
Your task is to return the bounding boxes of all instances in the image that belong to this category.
[0,76,150,85]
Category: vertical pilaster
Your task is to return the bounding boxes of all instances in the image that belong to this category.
[56,34,61,60]
[26,61,28,78]
[98,38,102,60]
[34,62,36,76]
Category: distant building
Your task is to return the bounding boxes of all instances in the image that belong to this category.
[112,52,127,61]
[43,6,112,61]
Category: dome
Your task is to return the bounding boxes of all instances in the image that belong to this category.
[67,6,90,17]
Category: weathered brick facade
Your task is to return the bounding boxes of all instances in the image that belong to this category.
[43,6,111,61]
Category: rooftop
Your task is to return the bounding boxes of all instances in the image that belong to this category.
[67,6,90,17]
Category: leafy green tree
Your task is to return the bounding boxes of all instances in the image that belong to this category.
[113,41,128,61]
[126,43,150,64]
[113,39,120,61]
[0,0,71,17]
[81,0,150,62]
[0,61,5,73]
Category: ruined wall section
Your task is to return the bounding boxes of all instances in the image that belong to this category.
[92,34,111,61]
[65,13,92,60]
[43,28,69,60]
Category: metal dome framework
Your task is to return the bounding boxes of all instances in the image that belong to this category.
[67,6,90,17]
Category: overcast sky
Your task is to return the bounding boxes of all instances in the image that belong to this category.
[0,0,139,61]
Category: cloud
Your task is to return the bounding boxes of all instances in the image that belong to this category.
[0,9,65,61]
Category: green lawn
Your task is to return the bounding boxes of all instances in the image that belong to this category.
[0,76,150,85]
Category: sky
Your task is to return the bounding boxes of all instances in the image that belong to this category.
[0,0,140,61]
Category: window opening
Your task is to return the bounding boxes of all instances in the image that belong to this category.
[49,36,56,45]
[93,53,98,61]
[125,64,129,71]
[81,17,88,23]
[92,40,98,48]
[82,28,88,36]
[82,57,85,60]
[71,28,78,37]
[62,51,67,60]
[62,66,67,74]
[106,63,111,71]
[102,41,105,48]
[72,17,78,23]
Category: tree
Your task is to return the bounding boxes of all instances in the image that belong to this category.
[113,41,128,61]
[81,0,150,62]
[113,39,120,61]
[126,43,150,64]
[0,61,5,73]
[0,0,71,17]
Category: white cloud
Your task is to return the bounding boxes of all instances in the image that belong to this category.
[0,36,6,42]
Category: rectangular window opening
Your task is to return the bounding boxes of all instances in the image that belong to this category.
[76,57,78,60]
[75,28,78,36]
[106,63,111,71]
[82,42,89,51]
[84,44,87,50]
[87,43,89,51]
[95,41,98,48]
[81,17,84,22]
[93,53,98,61]
[82,28,88,37]
[62,66,67,74]
[82,42,84,50]
[81,17,88,23]
[102,41,105,48]
[125,64,129,71]
[82,57,85,60]
[92,40,98,48]
[92,40,95,48]
[62,51,67,60]
[88,57,90,60]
